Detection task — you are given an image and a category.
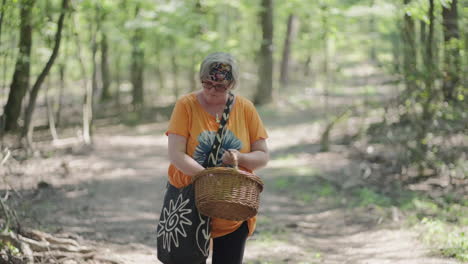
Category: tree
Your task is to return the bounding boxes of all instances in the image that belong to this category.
[0,0,6,39]
[441,0,460,101]
[402,0,417,92]
[254,0,274,105]
[280,13,298,87]
[130,4,144,110]
[100,32,111,101]
[2,0,34,132]
[21,0,69,142]
[99,5,111,102]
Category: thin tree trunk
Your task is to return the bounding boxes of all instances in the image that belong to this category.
[115,52,121,108]
[402,0,417,92]
[155,47,165,93]
[100,32,111,101]
[0,0,6,41]
[253,0,274,105]
[424,0,435,90]
[391,31,401,73]
[46,78,58,141]
[369,17,377,63]
[21,0,68,142]
[321,4,330,110]
[171,52,179,99]
[442,0,460,101]
[189,55,197,92]
[131,5,144,110]
[280,14,297,87]
[417,0,436,175]
[1,2,13,97]
[90,4,100,109]
[3,0,34,132]
[304,55,312,77]
[56,62,65,127]
[419,20,426,69]
[190,0,203,92]
[56,22,70,128]
[90,25,98,109]
[72,12,93,144]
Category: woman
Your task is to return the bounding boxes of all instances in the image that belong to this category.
[166,52,269,264]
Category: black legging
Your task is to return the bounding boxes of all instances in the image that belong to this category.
[211,221,249,264]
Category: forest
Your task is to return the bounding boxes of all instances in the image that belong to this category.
[0,0,466,263]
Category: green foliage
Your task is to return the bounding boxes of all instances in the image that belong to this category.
[0,240,20,256]
[352,187,392,207]
[417,218,468,261]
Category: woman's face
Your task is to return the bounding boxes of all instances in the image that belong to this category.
[201,79,231,102]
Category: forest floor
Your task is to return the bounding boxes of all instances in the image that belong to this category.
[1,62,465,264]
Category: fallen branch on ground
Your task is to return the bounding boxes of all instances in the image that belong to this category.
[1,229,124,264]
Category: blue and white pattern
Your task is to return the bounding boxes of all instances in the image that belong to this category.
[193,130,242,166]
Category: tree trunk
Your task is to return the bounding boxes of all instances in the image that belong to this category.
[3,0,34,132]
[402,0,417,92]
[442,0,460,101]
[131,5,144,110]
[45,79,58,141]
[100,32,111,101]
[131,42,144,109]
[0,0,6,40]
[72,11,93,144]
[253,0,274,105]
[115,52,121,108]
[419,20,426,69]
[21,0,68,141]
[171,52,179,99]
[320,4,330,110]
[391,31,401,73]
[0,0,8,102]
[304,55,312,77]
[280,14,297,87]
[417,0,436,174]
[155,48,165,93]
[56,62,65,128]
[423,0,435,90]
[189,55,197,92]
[369,17,377,63]
[91,26,98,109]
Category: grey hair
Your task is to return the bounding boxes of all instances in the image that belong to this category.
[199,52,239,89]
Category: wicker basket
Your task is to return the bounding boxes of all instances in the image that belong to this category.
[192,154,264,221]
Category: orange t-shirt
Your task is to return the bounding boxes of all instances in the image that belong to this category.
[165,92,268,238]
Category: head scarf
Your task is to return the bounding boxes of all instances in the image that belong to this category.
[208,63,233,85]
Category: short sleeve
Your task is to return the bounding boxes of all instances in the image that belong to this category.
[245,100,268,143]
[165,98,191,138]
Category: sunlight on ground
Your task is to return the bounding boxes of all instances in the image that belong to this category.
[267,123,322,152]
[245,239,308,263]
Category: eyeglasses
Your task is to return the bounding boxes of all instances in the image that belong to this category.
[202,80,229,92]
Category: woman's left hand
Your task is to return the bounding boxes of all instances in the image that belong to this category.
[222,149,240,166]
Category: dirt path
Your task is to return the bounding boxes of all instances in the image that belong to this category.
[11,119,460,264]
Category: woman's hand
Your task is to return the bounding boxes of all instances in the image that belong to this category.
[222,149,240,166]
[221,140,269,170]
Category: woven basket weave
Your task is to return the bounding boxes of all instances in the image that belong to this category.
[192,155,263,221]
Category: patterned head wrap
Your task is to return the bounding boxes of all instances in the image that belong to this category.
[208,63,233,85]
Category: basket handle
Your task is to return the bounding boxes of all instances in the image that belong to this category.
[226,150,239,170]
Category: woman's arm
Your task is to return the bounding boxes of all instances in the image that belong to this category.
[168,133,205,177]
[222,139,269,171]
